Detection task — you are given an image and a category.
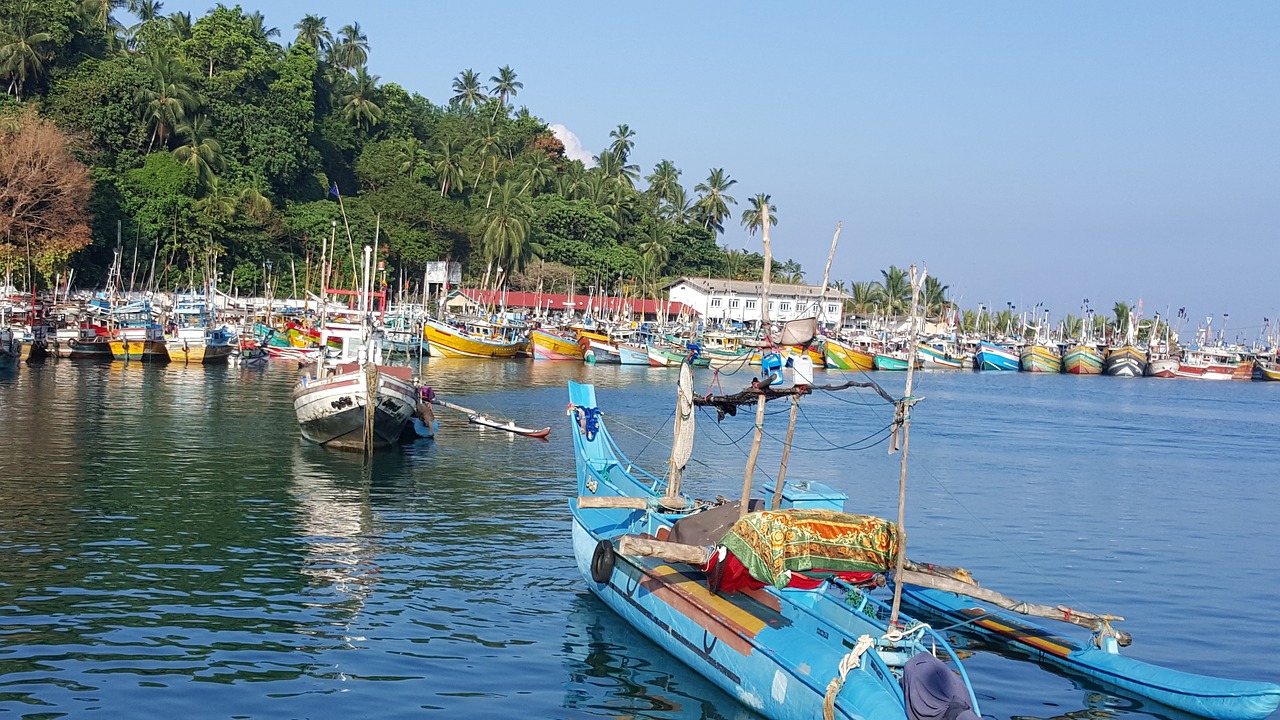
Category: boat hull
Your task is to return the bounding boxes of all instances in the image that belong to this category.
[1063,345,1104,375]
[824,338,876,371]
[1145,357,1179,378]
[1252,361,1280,381]
[1104,346,1147,377]
[530,329,584,361]
[424,321,525,358]
[109,339,170,362]
[975,342,1019,371]
[292,365,417,450]
[917,344,966,370]
[1020,345,1063,373]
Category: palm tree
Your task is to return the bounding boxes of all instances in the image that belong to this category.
[1061,314,1084,340]
[871,266,911,315]
[293,14,332,52]
[0,9,53,99]
[518,152,556,194]
[775,259,804,284]
[693,168,737,235]
[739,193,776,237]
[136,49,199,149]
[922,276,951,319]
[722,248,747,280]
[659,184,694,225]
[172,115,223,189]
[848,281,876,314]
[477,182,532,288]
[608,123,635,163]
[341,67,383,129]
[638,223,670,272]
[432,138,465,197]
[333,22,368,70]
[393,137,428,178]
[246,11,279,39]
[593,151,639,189]
[130,0,164,21]
[82,0,123,31]
[451,68,486,109]
[1112,301,1133,335]
[167,10,192,40]
[645,160,680,203]
[487,65,522,106]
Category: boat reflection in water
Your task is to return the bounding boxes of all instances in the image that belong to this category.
[560,592,761,720]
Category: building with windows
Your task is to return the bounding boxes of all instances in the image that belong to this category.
[666,277,847,328]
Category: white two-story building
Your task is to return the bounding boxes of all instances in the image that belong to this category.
[666,277,847,329]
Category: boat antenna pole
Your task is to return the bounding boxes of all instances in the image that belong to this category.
[740,201,773,518]
[888,264,924,629]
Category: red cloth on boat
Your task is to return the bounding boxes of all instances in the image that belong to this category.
[703,549,879,594]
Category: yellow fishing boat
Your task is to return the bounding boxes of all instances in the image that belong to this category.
[823,336,876,371]
[424,318,527,358]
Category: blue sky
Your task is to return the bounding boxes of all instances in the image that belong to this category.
[154,1,1280,339]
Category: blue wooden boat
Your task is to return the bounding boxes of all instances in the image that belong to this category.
[974,340,1019,371]
[897,584,1280,720]
[567,374,982,720]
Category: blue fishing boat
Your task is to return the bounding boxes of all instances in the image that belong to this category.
[566,367,982,720]
[974,340,1019,371]
[897,584,1280,720]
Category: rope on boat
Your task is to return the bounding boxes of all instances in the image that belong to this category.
[822,634,876,720]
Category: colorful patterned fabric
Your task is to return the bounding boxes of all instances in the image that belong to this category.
[718,509,900,589]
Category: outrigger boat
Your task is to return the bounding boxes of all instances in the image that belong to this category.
[469,413,550,439]
[567,225,982,720]
[897,583,1280,720]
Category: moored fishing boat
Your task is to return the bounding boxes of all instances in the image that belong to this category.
[1062,343,1104,375]
[917,341,966,370]
[1252,356,1280,381]
[423,317,526,359]
[530,327,584,361]
[974,340,1019,371]
[824,335,876,371]
[577,331,621,364]
[873,347,916,371]
[165,291,234,365]
[1173,347,1241,381]
[1103,344,1147,377]
[53,322,113,360]
[567,375,981,720]
[1019,343,1063,373]
[0,326,19,369]
[293,246,418,451]
[108,301,169,363]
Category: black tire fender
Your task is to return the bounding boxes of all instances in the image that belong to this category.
[590,539,615,584]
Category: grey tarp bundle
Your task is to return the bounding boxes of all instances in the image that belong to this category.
[901,652,979,720]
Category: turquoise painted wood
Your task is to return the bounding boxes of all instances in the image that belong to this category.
[898,585,1280,720]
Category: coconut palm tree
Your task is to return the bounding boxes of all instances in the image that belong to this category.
[775,259,804,284]
[693,168,737,235]
[451,68,486,109]
[136,49,199,149]
[722,248,747,280]
[487,65,521,107]
[0,9,53,99]
[1112,301,1133,336]
[848,282,876,314]
[645,160,680,203]
[477,182,532,288]
[333,23,368,70]
[130,0,164,21]
[518,152,556,195]
[608,123,635,163]
[871,266,911,315]
[293,14,331,52]
[922,276,951,319]
[167,10,192,40]
[593,151,639,189]
[341,67,383,129]
[659,184,694,225]
[246,11,278,39]
[740,193,777,237]
[82,0,124,31]
[172,115,223,189]
[432,138,465,197]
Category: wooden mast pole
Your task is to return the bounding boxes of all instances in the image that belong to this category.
[888,264,923,628]
[740,201,773,518]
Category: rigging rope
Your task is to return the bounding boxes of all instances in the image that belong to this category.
[822,634,876,720]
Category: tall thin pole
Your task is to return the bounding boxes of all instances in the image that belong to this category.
[888,264,924,628]
[740,201,773,518]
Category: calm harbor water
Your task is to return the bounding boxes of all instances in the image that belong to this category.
[1,358,1277,720]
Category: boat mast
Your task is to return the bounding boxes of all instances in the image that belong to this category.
[739,201,772,518]
[888,264,924,628]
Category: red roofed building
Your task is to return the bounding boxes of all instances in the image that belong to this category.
[442,289,693,321]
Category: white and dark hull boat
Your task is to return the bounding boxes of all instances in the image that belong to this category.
[293,362,417,451]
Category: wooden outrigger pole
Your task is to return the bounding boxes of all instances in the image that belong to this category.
[739,201,773,519]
